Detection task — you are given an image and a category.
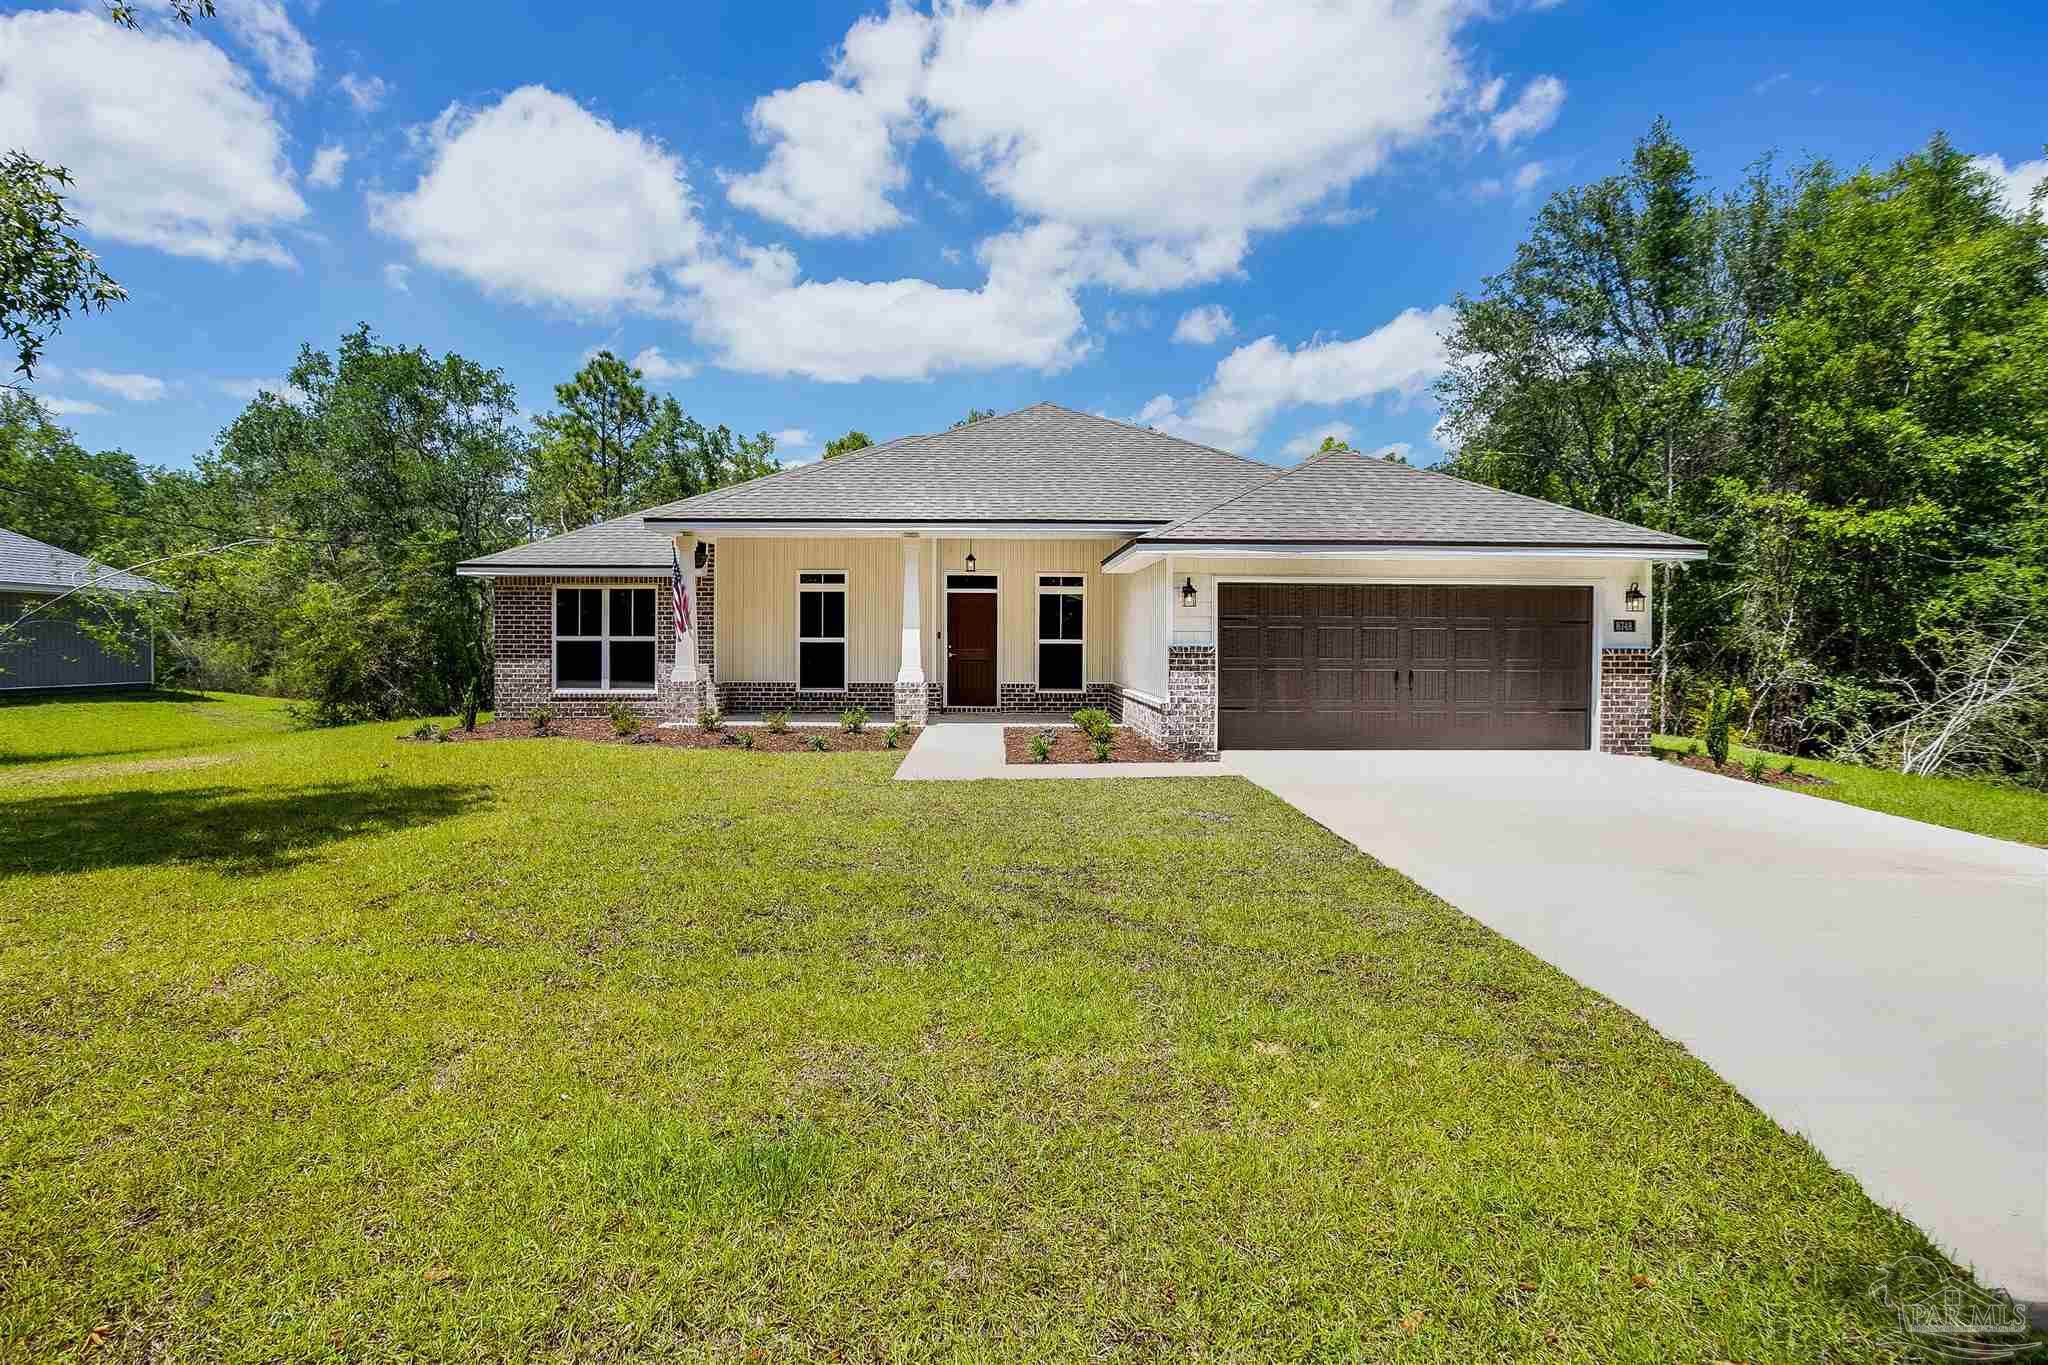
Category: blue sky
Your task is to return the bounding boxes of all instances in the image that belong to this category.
[6,0,2044,473]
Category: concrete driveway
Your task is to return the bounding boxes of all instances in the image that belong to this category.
[1223,748,2048,1308]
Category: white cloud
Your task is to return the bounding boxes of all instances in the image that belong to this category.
[724,4,931,235]
[1489,75,1565,148]
[1972,154,2047,218]
[1172,304,1236,345]
[308,144,349,189]
[630,346,695,383]
[220,0,316,97]
[75,369,169,402]
[728,0,1492,285]
[1137,305,1455,452]
[772,427,815,451]
[42,397,107,417]
[1471,160,1552,199]
[383,263,411,292]
[217,377,306,404]
[371,86,703,313]
[1474,76,1505,112]
[1102,306,1153,334]
[1280,421,1355,459]
[673,241,1087,383]
[338,72,390,112]
[0,11,305,266]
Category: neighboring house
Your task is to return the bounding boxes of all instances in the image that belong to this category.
[458,404,1705,757]
[0,528,169,691]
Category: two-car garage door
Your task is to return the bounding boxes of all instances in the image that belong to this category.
[1217,582,1593,750]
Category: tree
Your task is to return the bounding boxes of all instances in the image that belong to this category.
[0,391,143,548]
[953,408,997,428]
[823,430,873,460]
[528,351,656,532]
[0,154,126,382]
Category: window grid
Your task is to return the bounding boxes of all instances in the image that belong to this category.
[797,569,848,692]
[1036,574,1085,693]
[553,586,657,694]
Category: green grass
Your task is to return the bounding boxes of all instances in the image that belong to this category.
[0,695,1974,1360]
[0,688,296,770]
[1652,733,2048,847]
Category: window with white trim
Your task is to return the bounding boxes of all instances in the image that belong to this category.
[1036,574,1085,692]
[555,587,657,692]
[798,571,847,691]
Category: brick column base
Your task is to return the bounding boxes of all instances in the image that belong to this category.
[1599,648,1652,754]
[893,680,929,727]
[1164,644,1219,760]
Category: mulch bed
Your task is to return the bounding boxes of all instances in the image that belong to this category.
[1003,725,1183,765]
[424,717,917,753]
[1656,750,1833,788]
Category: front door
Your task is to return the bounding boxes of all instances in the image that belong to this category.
[946,590,997,706]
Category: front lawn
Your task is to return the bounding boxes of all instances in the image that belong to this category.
[0,688,296,771]
[1652,733,2048,847]
[0,696,1965,1360]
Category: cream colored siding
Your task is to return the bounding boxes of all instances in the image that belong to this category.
[1167,554,1653,651]
[713,537,903,682]
[1115,560,1167,697]
[931,538,1121,683]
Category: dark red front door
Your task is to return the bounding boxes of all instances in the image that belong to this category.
[946,591,997,706]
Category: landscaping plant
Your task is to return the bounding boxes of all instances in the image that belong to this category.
[840,706,868,734]
[607,701,641,738]
[1070,707,1114,743]
[1745,753,1769,782]
[1091,735,1113,762]
[697,707,725,733]
[528,703,556,736]
[461,677,482,732]
[764,709,791,735]
[805,733,829,751]
[883,723,904,749]
[1030,732,1052,763]
[1702,688,1735,767]
[734,731,755,750]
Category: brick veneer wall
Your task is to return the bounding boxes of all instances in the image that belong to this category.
[995,681,1121,714]
[1163,644,1220,760]
[492,575,676,720]
[1599,647,1652,755]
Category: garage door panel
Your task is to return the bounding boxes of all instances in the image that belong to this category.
[1218,582,1591,750]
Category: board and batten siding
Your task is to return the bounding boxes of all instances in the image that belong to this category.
[0,591,153,690]
[930,538,1122,684]
[712,537,905,682]
[1114,559,1168,698]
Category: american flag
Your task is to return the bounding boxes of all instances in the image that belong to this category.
[672,545,692,638]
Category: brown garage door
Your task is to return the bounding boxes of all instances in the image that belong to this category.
[1217,583,1592,750]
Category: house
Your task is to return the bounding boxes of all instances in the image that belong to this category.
[0,528,169,691]
[457,404,1705,757]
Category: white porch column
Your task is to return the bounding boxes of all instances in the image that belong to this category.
[894,533,929,725]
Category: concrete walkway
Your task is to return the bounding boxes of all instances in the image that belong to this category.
[1223,748,2048,1309]
[895,720,1216,781]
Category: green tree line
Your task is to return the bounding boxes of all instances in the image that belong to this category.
[1439,123,2048,784]
[1,330,782,723]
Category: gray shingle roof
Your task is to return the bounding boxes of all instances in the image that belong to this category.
[640,403,1276,524]
[1120,447,1704,554]
[0,527,169,594]
[456,509,675,574]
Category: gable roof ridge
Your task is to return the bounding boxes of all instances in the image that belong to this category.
[1030,401,1277,474]
[1148,455,1309,537]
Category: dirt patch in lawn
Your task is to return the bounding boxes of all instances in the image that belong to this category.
[437,718,916,753]
[1003,725,1183,765]
[1655,750,1833,788]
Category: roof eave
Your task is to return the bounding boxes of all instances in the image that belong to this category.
[1101,539,1710,571]
[455,563,669,578]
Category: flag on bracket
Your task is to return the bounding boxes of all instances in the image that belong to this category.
[671,544,692,639]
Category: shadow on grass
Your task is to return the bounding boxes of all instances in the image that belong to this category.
[1,780,492,876]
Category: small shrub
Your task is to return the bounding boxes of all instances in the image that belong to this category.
[1091,736,1113,762]
[735,731,755,751]
[1744,753,1768,782]
[840,705,868,734]
[764,709,791,735]
[1070,707,1114,742]
[1688,740,1701,757]
[1029,731,1052,763]
[1701,688,1735,767]
[805,733,830,752]
[607,701,641,738]
[529,703,557,735]
[411,719,443,742]
[1779,757,1797,775]
[697,707,725,733]
[461,677,482,732]
[883,723,904,749]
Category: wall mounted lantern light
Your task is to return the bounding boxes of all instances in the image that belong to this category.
[693,540,707,570]
[1181,576,1198,607]
[1624,581,1646,613]
[964,545,977,574]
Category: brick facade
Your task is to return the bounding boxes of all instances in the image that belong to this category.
[1119,649,1220,761]
[1599,647,1652,755]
